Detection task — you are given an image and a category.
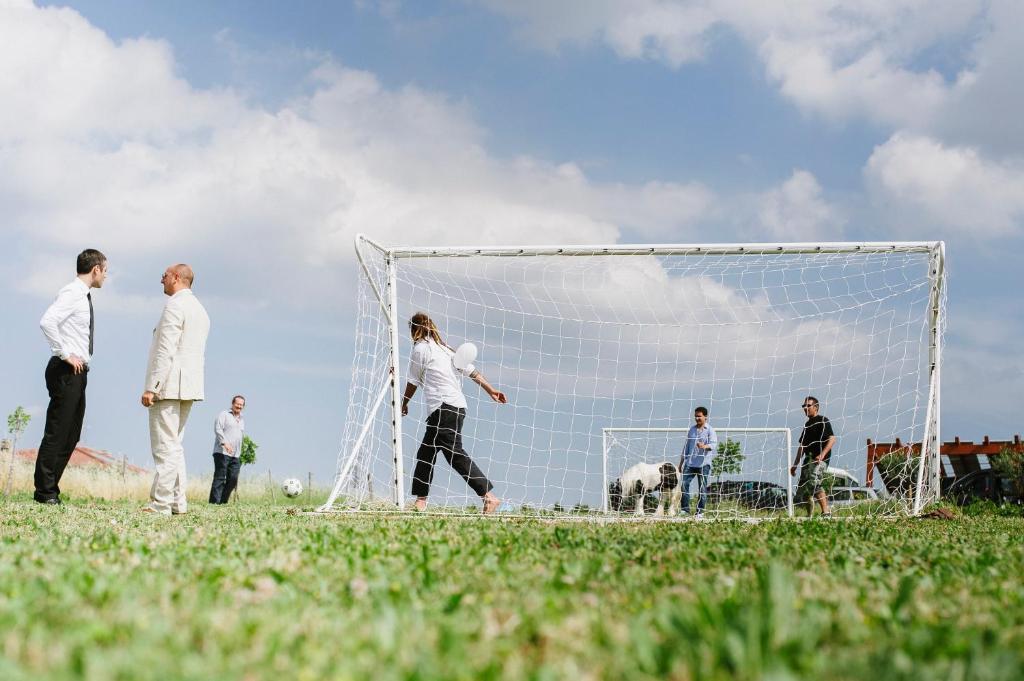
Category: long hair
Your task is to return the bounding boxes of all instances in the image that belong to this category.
[409,312,452,350]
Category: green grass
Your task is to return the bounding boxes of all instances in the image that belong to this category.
[1,498,1022,680]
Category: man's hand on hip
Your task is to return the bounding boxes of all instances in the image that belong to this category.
[65,355,85,374]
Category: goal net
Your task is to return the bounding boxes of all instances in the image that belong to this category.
[322,236,945,518]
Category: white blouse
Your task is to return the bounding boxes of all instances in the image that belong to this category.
[407,339,471,414]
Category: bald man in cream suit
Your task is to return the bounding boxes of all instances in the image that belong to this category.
[140,264,211,515]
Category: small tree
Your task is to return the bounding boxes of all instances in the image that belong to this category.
[3,406,31,497]
[231,435,258,503]
[990,445,1024,497]
[239,435,258,465]
[712,438,744,482]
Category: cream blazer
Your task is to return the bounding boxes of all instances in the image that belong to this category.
[144,289,211,401]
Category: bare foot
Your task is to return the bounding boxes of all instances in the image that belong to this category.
[414,498,428,512]
[482,494,501,515]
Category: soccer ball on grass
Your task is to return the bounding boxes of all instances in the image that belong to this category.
[281,478,303,498]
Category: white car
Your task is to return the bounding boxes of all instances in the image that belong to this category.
[827,486,879,507]
[824,466,861,487]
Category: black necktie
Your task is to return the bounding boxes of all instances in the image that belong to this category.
[87,291,94,356]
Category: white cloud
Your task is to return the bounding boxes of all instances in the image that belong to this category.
[0,2,726,314]
[475,0,717,67]
[944,306,1024,429]
[473,0,1024,242]
[943,344,1023,432]
[756,38,951,129]
[733,0,985,129]
[755,170,842,241]
[865,134,1024,236]
[930,0,1024,154]
[0,0,244,142]
[477,0,1004,131]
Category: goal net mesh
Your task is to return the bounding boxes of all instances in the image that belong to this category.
[326,241,944,517]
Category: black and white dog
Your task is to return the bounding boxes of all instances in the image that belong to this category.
[608,462,681,516]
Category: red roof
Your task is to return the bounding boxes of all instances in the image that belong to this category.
[16,445,149,474]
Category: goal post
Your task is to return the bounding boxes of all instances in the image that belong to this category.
[322,235,945,518]
[602,427,794,517]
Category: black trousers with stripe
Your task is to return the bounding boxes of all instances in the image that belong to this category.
[34,356,87,502]
[411,403,493,498]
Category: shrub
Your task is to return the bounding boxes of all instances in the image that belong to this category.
[876,450,920,497]
[990,445,1024,496]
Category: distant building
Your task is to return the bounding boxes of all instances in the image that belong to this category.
[866,435,1023,491]
[15,445,149,474]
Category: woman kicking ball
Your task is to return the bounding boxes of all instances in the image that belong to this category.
[401,312,506,514]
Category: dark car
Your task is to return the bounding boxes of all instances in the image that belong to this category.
[946,469,1019,506]
[737,481,788,510]
[706,480,744,507]
[707,480,788,511]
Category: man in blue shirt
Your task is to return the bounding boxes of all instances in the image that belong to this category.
[678,406,718,518]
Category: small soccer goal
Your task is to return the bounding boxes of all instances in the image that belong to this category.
[321,236,945,519]
[602,427,794,518]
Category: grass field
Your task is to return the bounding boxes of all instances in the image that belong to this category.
[1,497,1022,681]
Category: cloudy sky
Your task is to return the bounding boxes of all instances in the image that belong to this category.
[1,0,1021,490]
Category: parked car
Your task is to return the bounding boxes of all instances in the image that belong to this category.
[706,480,788,511]
[823,466,861,487]
[738,481,789,510]
[706,480,745,508]
[946,469,1019,506]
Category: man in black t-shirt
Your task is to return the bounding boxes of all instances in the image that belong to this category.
[790,396,836,517]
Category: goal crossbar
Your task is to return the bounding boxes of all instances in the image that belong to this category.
[364,236,941,259]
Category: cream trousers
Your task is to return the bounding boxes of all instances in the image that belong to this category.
[148,399,193,514]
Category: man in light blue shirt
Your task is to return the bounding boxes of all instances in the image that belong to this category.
[678,406,718,518]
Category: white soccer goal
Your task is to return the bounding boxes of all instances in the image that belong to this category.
[321,235,945,518]
[602,427,794,517]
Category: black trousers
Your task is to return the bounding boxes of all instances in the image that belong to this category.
[34,356,87,502]
[209,452,241,504]
[411,403,493,498]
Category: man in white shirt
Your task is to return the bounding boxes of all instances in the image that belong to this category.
[140,264,211,515]
[209,395,246,504]
[34,249,107,505]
